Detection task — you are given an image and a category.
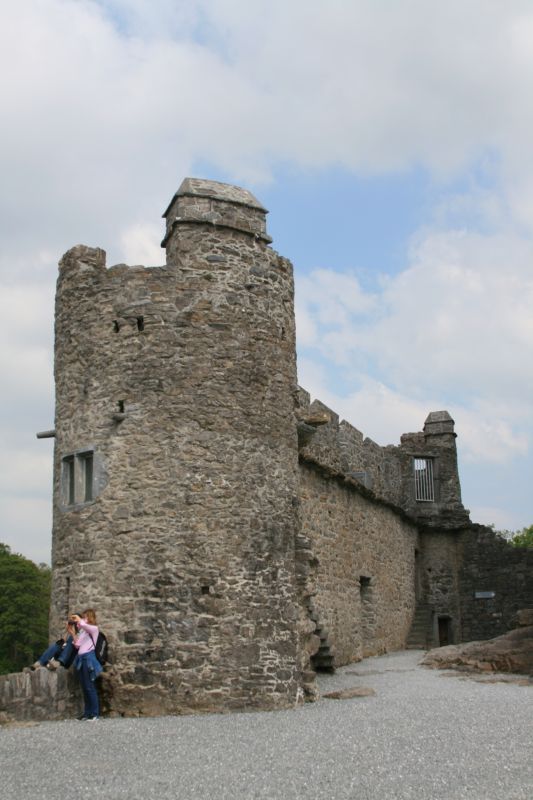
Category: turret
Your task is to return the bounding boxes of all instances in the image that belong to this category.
[399,410,469,528]
[51,179,308,714]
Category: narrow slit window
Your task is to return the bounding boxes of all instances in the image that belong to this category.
[137,316,144,331]
[63,456,75,505]
[414,458,434,502]
[82,452,94,502]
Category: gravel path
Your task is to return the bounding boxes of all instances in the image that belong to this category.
[1,650,531,800]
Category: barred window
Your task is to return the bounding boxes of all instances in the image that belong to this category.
[414,457,434,502]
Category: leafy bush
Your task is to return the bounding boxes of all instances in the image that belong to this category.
[0,543,51,674]
[510,525,533,548]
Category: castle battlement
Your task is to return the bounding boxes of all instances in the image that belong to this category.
[296,390,468,529]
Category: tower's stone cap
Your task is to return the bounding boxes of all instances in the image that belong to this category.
[163,178,267,216]
[424,410,455,436]
[162,177,271,245]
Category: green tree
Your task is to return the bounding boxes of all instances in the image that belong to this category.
[0,543,51,674]
[510,524,533,548]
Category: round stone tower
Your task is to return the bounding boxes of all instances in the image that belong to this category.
[51,178,309,714]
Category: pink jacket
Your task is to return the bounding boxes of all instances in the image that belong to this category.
[74,619,99,656]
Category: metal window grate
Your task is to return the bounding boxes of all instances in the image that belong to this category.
[414,458,434,501]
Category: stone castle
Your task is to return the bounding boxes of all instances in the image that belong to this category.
[37,179,532,716]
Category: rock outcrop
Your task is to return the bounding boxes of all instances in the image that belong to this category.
[422,624,533,675]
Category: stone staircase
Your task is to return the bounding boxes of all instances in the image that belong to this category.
[406,604,434,649]
[309,607,335,672]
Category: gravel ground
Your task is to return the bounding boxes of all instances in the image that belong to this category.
[1,650,532,800]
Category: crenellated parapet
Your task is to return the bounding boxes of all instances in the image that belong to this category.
[296,391,469,529]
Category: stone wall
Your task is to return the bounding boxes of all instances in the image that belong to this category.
[295,389,530,654]
[296,392,469,530]
[0,667,118,723]
[457,527,533,641]
[416,530,463,645]
[299,460,419,665]
[0,668,78,722]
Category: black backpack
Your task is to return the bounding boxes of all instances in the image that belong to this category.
[90,630,109,665]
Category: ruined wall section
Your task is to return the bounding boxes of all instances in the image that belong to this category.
[297,393,469,530]
[405,525,533,647]
[416,530,463,645]
[0,668,79,723]
[52,179,314,715]
[457,526,533,641]
[299,462,419,665]
[297,391,407,503]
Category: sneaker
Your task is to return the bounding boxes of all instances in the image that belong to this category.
[46,658,61,670]
[30,661,44,670]
[83,716,99,722]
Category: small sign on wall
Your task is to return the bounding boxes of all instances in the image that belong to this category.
[474,590,496,599]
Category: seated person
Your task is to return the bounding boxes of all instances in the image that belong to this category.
[31,617,79,670]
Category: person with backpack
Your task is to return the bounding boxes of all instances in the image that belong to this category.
[70,609,103,721]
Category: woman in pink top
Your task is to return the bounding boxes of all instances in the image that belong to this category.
[70,609,102,721]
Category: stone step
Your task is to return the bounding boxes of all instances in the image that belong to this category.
[406,605,433,648]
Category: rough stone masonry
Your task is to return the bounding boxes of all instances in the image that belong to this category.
[2,177,531,722]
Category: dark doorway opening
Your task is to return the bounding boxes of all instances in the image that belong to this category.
[438,616,452,646]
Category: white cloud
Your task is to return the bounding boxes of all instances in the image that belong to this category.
[0,284,54,401]
[374,229,533,400]
[297,364,434,446]
[2,1,533,559]
[0,449,53,497]
[296,219,533,467]
[0,496,53,566]
[3,0,533,233]
[119,222,165,266]
[468,506,523,533]
[451,408,528,464]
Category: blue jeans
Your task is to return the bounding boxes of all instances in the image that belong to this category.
[78,654,100,718]
[38,635,76,667]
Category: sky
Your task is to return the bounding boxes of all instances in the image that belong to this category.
[1,0,532,564]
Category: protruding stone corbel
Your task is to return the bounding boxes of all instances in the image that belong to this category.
[36,430,56,439]
[296,410,330,447]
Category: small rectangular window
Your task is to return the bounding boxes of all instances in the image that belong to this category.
[61,449,96,506]
[414,457,434,502]
[82,452,94,502]
[63,456,75,505]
